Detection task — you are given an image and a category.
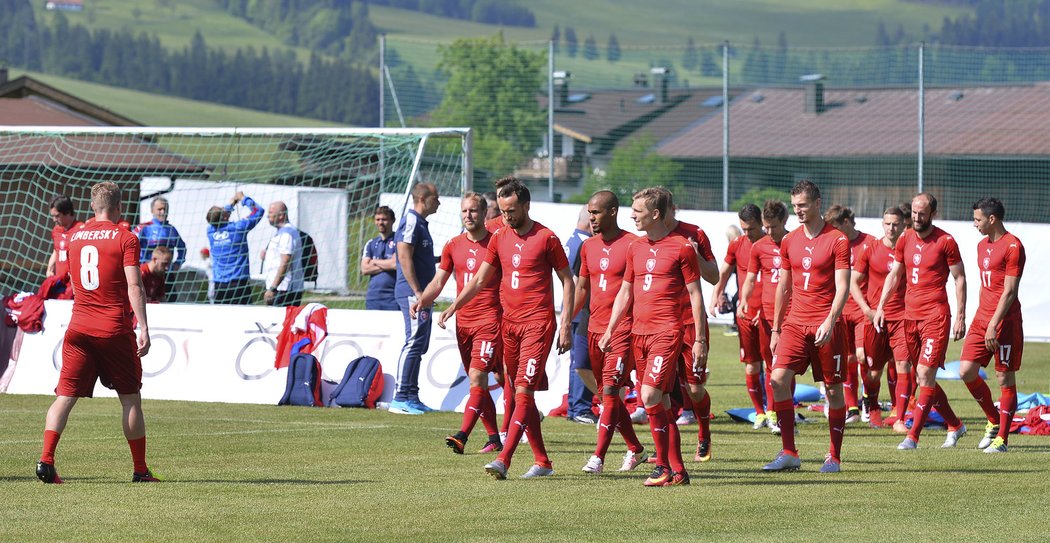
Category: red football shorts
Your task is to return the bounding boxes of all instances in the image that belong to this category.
[772,320,849,384]
[961,318,1024,372]
[456,321,501,373]
[633,329,682,393]
[588,328,634,389]
[863,319,909,370]
[679,324,711,385]
[57,328,141,397]
[757,316,774,371]
[737,314,764,364]
[501,319,554,391]
[843,313,866,353]
[906,316,951,369]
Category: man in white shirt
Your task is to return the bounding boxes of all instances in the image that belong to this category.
[262,201,304,307]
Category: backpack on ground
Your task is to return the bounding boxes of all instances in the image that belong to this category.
[278,352,323,407]
[328,356,385,408]
[300,230,319,284]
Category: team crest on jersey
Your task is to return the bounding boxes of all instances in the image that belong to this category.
[512,254,521,268]
[982,257,990,270]
[645,258,657,272]
[599,257,609,271]
[467,258,477,271]
[912,253,922,266]
[772,256,781,268]
[802,256,812,270]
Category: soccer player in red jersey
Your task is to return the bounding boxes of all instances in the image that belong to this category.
[825,205,876,423]
[573,190,648,474]
[140,245,173,303]
[414,193,504,455]
[849,207,908,429]
[663,196,717,461]
[875,192,967,450]
[740,200,792,433]
[762,180,851,473]
[46,194,85,284]
[958,198,1025,453]
[439,177,575,480]
[602,187,707,487]
[36,182,157,484]
[711,204,768,429]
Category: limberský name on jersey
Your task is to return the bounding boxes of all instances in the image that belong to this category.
[70,229,119,241]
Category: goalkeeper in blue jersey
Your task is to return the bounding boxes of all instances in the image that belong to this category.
[135,197,187,269]
[206,191,265,304]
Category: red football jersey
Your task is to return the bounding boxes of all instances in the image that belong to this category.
[725,235,762,320]
[780,223,850,326]
[748,235,786,321]
[842,232,875,321]
[855,237,906,316]
[483,221,569,324]
[68,220,139,336]
[894,227,962,321]
[139,263,166,304]
[51,221,85,279]
[974,232,1025,322]
[673,221,714,325]
[439,231,502,326]
[579,230,638,334]
[625,233,701,335]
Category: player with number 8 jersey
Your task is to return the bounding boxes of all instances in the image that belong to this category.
[37,182,157,485]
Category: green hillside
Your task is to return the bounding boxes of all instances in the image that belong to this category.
[14,70,342,128]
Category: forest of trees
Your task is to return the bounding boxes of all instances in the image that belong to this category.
[213,0,378,56]
[366,0,534,26]
[0,0,378,125]
[937,0,1050,46]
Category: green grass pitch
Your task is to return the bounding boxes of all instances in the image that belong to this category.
[1,325,1047,542]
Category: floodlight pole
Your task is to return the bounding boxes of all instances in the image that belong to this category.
[722,41,730,212]
[548,40,555,202]
[379,34,386,193]
[918,41,925,194]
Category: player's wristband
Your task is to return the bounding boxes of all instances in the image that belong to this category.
[771,329,781,333]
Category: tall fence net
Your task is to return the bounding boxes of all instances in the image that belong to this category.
[383,38,1050,222]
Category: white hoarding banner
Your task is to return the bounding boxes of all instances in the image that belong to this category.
[7,301,571,412]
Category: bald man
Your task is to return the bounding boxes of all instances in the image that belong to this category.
[262,201,304,307]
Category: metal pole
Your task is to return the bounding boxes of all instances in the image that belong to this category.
[463,129,473,194]
[548,40,555,202]
[918,42,925,193]
[722,41,730,212]
[384,64,407,128]
[379,34,386,193]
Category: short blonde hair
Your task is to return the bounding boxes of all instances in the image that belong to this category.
[633,187,672,220]
[91,182,121,213]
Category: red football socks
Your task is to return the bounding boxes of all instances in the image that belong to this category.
[845,356,860,409]
[895,372,914,421]
[615,400,644,453]
[479,388,499,436]
[523,400,551,468]
[828,406,846,462]
[666,415,685,473]
[908,386,936,441]
[998,386,1017,443]
[862,371,881,412]
[595,395,619,460]
[128,436,148,474]
[886,365,898,408]
[459,386,486,435]
[41,429,61,464]
[933,384,962,429]
[773,399,797,454]
[497,393,532,467]
[745,373,765,414]
[965,378,999,424]
[500,381,514,434]
[694,392,712,442]
[645,405,670,468]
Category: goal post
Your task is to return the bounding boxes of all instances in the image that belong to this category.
[0,126,472,303]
